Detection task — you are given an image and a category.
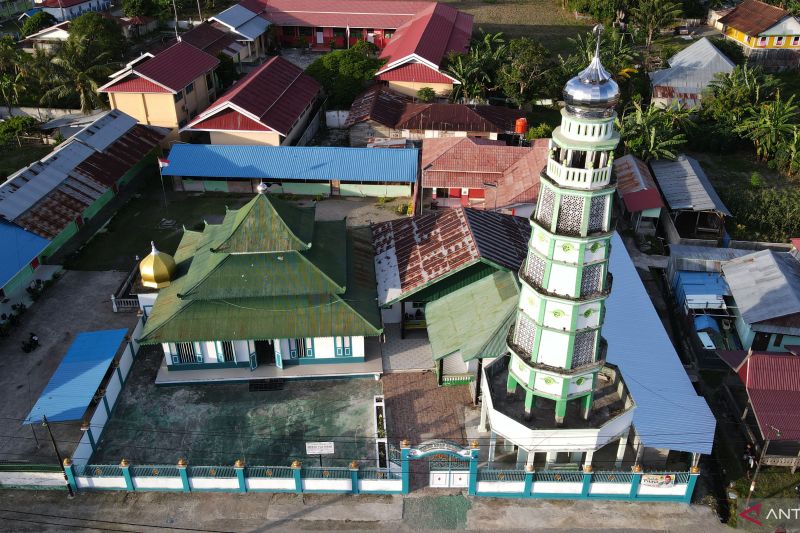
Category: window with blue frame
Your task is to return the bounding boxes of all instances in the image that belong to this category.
[288,338,299,358]
[303,338,315,358]
[334,337,352,357]
[215,341,235,362]
[170,342,203,364]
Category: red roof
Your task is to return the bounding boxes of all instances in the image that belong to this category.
[495,139,549,207]
[102,75,170,94]
[40,0,92,7]
[254,0,431,29]
[791,238,800,251]
[613,154,665,212]
[184,56,320,135]
[736,351,800,441]
[718,0,791,36]
[396,103,523,132]
[133,41,219,93]
[180,22,243,57]
[378,2,472,68]
[376,62,455,84]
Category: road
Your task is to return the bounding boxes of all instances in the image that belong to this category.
[0,489,731,532]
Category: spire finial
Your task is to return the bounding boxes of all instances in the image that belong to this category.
[151,240,157,254]
[592,24,604,60]
[256,182,268,194]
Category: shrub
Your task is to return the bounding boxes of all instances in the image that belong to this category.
[416,87,436,102]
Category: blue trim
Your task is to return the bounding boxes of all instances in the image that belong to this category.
[581,472,591,497]
[102,396,111,417]
[64,463,77,493]
[235,467,246,492]
[629,472,641,498]
[401,448,410,494]
[683,474,698,503]
[524,470,533,495]
[467,448,479,496]
[121,465,134,491]
[292,467,302,492]
[116,366,124,387]
[281,356,364,366]
[86,428,96,452]
[178,467,190,492]
[350,468,359,494]
[167,361,251,371]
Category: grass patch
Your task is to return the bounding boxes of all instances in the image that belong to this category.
[527,105,562,128]
[403,495,471,530]
[0,143,53,179]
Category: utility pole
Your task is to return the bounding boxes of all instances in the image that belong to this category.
[746,425,781,508]
[42,415,74,498]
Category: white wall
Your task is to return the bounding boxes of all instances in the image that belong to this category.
[532,481,583,494]
[76,476,128,489]
[359,478,402,492]
[302,478,352,491]
[133,476,183,490]
[381,303,401,324]
[190,477,238,490]
[476,481,525,493]
[0,471,65,488]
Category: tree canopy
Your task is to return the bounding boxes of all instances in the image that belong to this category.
[123,0,157,17]
[305,41,383,109]
[497,38,551,107]
[67,12,126,60]
[20,12,58,38]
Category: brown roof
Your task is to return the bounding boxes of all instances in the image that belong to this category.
[180,22,243,57]
[345,85,411,128]
[494,139,549,207]
[719,0,791,36]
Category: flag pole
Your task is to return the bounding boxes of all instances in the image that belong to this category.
[157,158,169,208]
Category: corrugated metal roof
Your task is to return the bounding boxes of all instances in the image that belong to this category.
[613,154,664,212]
[180,22,244,57]
[605,233,716,454]
[73,110,137,152]
[133,42,219,93]
[161,144,419,183]
[463,209,530,270]
[24,329,128,424]
[722,249,800,325]
[345,84,411,128]
[0,220,50,289]
[257,0,429,29]
[718,0,791,36]
[650,155,731,215]
[101,74,171,94]
[649,38,734,92]
[426,270,518,362]
[376,62,455,83]
[211,3,271,40]
[737,352,800,440]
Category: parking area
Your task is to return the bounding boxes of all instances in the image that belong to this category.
[0,270,137,464]
[92,346,383,467]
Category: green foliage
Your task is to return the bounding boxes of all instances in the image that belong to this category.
[567,0,626,22]
[709,37,745,65]
[721,187,800,242]
[123,0,157,17]
[416,87,436,102]
[735,93,798,162]
[20,12,57,38]
[445,30,507,102]
[630,0,681,50]
[215,53,239,89]
[41,37,115,114]
[760,0,800,16]
[0,71,22,112]
[749,171,764,188]
[305,41,383,109]
[618,102,689,161]
[497,37,551,107]
[0,116,38,147]
[526,122,553,139]
[68,12,126,60]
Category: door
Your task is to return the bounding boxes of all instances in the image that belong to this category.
[275,343,283,369]
[249,350,258,371]
[316,29,324,44]
[254,340,275,366]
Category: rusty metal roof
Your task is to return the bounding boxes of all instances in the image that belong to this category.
[735,352,800,440]
[718,0,792,36]
[613,154,664,212]
[345,85,411,128]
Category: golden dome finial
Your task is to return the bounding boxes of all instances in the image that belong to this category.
[139,241,176,289]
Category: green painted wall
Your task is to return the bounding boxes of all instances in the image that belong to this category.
[82,189,115,220]
[202,180,229,192]
[118,153,157,187]
[1,264,34,296]
[40,222,78,262]
[339,183,411,197]
[283,182,331,196]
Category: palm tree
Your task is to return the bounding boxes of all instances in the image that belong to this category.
[41,38,114,114]
[567,28,639,80]
[0,72,23,114]
[618,102,687,161]
[630,0,682,51]
[705,64,779,123]
[445,53,484,102]
[0,36,22,75]
[736,92,799,161]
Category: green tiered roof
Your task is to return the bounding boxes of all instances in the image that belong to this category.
[138,194,381,344]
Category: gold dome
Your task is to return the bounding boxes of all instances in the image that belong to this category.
[139,241,176,289]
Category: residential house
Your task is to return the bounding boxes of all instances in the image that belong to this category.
[649,37,735,109]
[721,241,800,352]
[345,84,525,146]
[210,1,272,62]
[375,2,472,97]
[420,137,549,216]
[719,348,800,470]
[718,0,800,69]
[118,16,157,40]
[179,21,244,63]
[162,144,418,197]
[372,208,530,338]
[0,220,50,300]
[99,42,221,143]
[182,56,322,146]
[21,20,70,52]
[35,0,109,22]
[0,111,167,297]
[612,154,664,235]
[650,155,731,241]
[137,190,384,384]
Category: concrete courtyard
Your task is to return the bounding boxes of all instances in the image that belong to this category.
[92,346,383,467]
[0,270,137,464]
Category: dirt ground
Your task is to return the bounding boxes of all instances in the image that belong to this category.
[0,271,138,464]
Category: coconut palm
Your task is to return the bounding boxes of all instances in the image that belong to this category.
[736,92,799,161]
[630,0,682,51]
[41,38,114,114]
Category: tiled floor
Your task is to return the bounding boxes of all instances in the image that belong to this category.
[381,323,434,372]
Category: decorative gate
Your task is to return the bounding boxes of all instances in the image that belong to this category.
[428,456,470,488]
[403,440,478,490]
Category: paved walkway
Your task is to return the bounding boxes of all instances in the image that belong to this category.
[381,323,434,372]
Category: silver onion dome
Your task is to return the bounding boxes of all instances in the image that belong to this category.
[563,25,620,119]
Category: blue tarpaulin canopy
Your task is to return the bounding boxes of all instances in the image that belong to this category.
[25,329,128,424]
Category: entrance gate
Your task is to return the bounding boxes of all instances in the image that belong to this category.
[400,440,479,491]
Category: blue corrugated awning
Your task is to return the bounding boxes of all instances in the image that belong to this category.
[162,144,419,184]
[25,329,128,424]
[674,271,729,296]
[605,234,717,455]
[0,220,50,291]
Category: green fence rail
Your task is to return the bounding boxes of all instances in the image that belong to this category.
[188,466,236,478]
[245,466,293,478]
[82,465,123,477]
[535,471,585,482]
[302,467,350,479]
[0,464,62,473]
[359,469,401,480]
[477,469,526,482]
[592,471,633,483]
[130,465,180,478]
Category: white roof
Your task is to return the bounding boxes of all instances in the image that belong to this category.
[211,4,270,41]
[722,250,800,325]
[650,155,731,215]
[649,38,735,90]
[605,233,717,455]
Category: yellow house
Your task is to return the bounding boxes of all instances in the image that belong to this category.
[99,41,220,144]
[719,0,800,68]
[182,56,322,146]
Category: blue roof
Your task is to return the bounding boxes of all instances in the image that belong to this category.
[162,145,419,184]
[0,220,50,290]
[25,329,128,424]
[674,270,729,297]
[605,234,716,455]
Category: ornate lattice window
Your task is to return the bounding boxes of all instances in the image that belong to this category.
[580,264,603,297]
[556,194,584,234]
[572,331,597,368]
[514,313,537,355]
[524,254,546,286]
[588,195,607,233]
[537,187,555,227]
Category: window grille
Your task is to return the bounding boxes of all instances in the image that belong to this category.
[556,194,584,234]
[514,314,536,355]
[524,254,546,287]
[581,264,603,296]
[588,195,606,233]
[572,331,596,368]
[537,187,555,227]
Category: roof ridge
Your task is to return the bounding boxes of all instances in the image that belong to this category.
[212,194,311,253]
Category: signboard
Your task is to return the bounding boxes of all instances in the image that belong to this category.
[306,441,335,455]
[641,474,676,488]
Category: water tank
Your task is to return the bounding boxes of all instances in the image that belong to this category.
[514,117,528,134]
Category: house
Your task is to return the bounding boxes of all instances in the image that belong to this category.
[0,111,167,288]
[99,42,221,143]
[136,189,384,384]
[34,0,109,22]
[721,241,800,352]
[345,84,525,146]
[372,208,530,337]
[719,348,800,471]
[179,21,244,62]
[182,56,322,146]
[118,16,157,40]
[161,144,418,197]
[612,154,664,235]
[420,136,549,215]
[0,220,50,300]
[718,0,800,69]
[650,155,731,241]
[375,2,472,97]
[210,1,272,62]
[21,20,70,52]
[649,37,735,109]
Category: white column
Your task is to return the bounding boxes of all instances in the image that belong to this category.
[546,450,558,467]
[615,428,630,468]
[584,450,594,469]
[488,431,496,466]
[479,399,489,433]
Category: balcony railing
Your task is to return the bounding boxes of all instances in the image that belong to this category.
[547,160,612,189]
[518,268,613,303]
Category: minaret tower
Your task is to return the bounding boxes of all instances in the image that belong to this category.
[506,26,620,425]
